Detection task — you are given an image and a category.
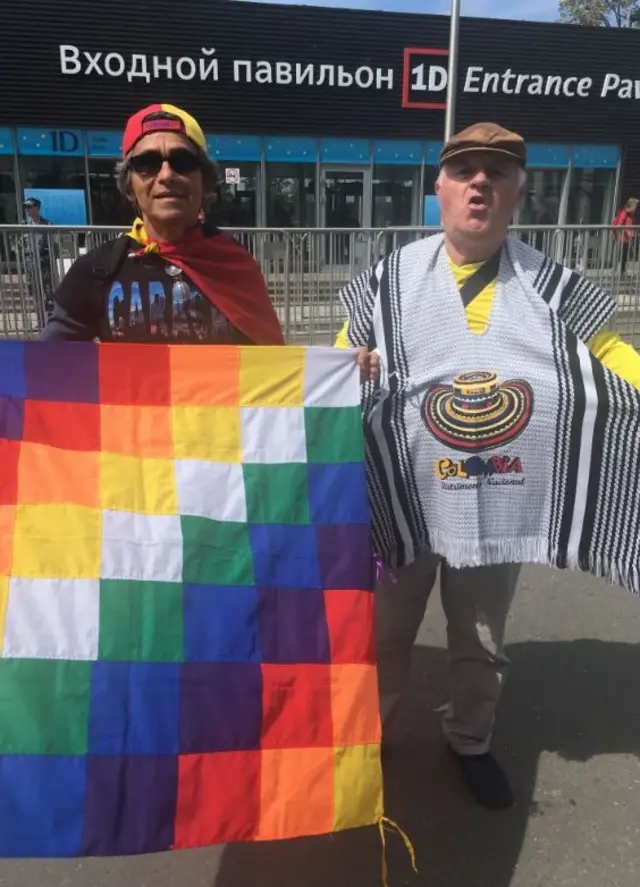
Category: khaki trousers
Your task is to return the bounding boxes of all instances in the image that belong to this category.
[377,553,520,755]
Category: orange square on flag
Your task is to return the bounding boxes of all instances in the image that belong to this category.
[257,747,335,840]
[170,345,240,406]
[331,664,381,747]
[17,443,100,508]
[0,440,20,506]
[0,505,15,574]
[101,404,174,458]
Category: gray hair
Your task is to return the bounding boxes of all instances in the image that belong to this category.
[114,147,219,200]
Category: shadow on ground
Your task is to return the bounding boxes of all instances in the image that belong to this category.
[213,639,640,887]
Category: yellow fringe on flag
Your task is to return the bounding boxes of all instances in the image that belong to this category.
[378,816,418,887]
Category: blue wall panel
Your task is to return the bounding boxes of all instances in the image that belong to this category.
[571,145,619,168]
[0,129,14,156]
[423,195,441,225]
[527,143,570,168]
[207,135,262,161]
[265,136,317,162]
[425,141,442,166]
[373,139,422,165]
[87,131,123,158]
[22,188,87,224]
[320,138,370,164]
[7,126,622,173]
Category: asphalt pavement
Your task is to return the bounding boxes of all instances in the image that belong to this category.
[2,564,640,887]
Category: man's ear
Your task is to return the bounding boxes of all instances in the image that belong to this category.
[127,189,139,211]
[434,167,444,196]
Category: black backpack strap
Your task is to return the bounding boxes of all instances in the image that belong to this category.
[91,236,132,340]
[91,235,132,282]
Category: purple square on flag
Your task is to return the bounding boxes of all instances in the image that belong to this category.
[316,524,374,591]
[82,755,178,855]
[180,663,263,753]
[259,588,331,664]
[25,341,99,403]
[0,396,24,440]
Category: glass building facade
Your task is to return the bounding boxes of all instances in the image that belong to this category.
[0,126,621,229]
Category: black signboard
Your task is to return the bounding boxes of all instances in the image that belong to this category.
[2,0,640,177]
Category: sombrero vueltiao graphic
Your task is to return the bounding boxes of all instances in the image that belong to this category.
[423,371,534,453]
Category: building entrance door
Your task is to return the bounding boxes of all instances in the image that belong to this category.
[320,167,372,272]
[321,167,372,229]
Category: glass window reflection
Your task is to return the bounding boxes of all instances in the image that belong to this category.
[267,163,315,227]
[212,163,259,227]
[372,165,418,227]
[0,157,17,224]
[519,169,565,250]
[89,159,132,225]
[520,170,564,226]
[20,156,85,196]
[567,168,616,224]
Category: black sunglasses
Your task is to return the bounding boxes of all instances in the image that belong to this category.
[129,148,201,177]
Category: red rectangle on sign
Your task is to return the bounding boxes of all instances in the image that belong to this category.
[402,47,449,110]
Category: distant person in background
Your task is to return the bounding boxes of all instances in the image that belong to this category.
[533,199,553,227]
[613,197,638,276]
[24,196,52,228]
[532,195,554,252]
[23,196,54,322]
[531,195,553,252]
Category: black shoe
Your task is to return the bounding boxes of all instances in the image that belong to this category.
[451,750,514,810]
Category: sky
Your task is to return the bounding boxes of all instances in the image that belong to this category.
[239,0,560,23]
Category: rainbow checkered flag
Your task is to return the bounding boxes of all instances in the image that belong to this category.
[0,342,382,858]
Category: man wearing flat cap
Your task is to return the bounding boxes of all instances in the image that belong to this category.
[337,123,640,809]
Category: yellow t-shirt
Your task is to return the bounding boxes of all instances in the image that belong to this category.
[335,258,640,390]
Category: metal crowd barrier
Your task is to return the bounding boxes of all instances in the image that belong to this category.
[1,224,639,346]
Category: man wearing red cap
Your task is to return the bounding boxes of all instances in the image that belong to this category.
[40,103,283,345]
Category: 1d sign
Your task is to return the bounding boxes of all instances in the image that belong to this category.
[402,48,449,109]
[17,128,84,156]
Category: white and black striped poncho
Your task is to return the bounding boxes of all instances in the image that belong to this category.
[340,233,640,596]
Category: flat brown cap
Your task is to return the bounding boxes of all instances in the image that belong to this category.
[440,122,526,167]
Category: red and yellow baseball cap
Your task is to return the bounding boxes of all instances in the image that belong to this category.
[122,103,207,157]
